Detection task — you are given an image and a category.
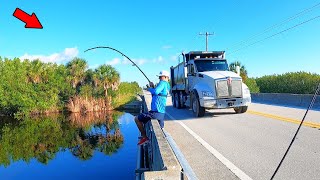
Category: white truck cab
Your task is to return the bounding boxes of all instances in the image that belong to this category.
[171,51,251,117]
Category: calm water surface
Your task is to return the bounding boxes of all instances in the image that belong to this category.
[0,112,139,179]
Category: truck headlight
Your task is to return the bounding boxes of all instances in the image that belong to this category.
[202,91,214,97]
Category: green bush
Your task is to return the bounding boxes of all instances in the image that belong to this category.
[245,78,260,93]
[112,81,142,108]
[255,72,320,94]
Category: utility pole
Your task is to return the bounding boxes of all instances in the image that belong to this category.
[199,32,214,51]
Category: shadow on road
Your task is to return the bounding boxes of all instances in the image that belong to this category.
[165,105,238,121]
[207,111,237,116]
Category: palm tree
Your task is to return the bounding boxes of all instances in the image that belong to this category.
[95,65,120,98]
[26,59,44,84]
[229,61,248,82]
[66,58,88,89]
[91,70,100,88]
[83,69,94,85]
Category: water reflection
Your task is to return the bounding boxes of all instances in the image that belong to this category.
[0,111,124,167]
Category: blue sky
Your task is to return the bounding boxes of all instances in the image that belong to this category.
[1,0,320,86]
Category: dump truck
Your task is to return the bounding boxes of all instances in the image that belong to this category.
[170,51,251,117]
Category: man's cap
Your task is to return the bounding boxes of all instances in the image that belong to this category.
[157,70,170,78]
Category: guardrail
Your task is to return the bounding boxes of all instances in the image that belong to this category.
[251,93,320,110]
[136,95,183,180]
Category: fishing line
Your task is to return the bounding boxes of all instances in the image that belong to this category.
[270,82,320,179]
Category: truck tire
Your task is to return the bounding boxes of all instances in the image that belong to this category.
[172,93,176,108]
[179,91,186,109]
[174,92,181,109]
[192,92,205,117]
[234,106,248,114]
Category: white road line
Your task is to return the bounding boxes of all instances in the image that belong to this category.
[166,112,253,180]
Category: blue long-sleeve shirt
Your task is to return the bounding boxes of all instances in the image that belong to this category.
[148,80,170,113]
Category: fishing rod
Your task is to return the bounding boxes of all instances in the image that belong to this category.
[84,46,152,84]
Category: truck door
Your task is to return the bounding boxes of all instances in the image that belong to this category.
[187,63,196,91]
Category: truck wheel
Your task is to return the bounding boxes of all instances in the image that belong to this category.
[175,92,181,109]
[192,93,205,117]
[172,93,176,108]
[234,106,248,113]
[241,106,248,113]
[179,91,186,109]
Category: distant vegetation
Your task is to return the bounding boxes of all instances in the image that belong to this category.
[244,78,260,93]
[229,61,319,94]
[255,72,320,94]
[0,57,141,116]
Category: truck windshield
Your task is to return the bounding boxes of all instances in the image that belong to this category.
[194,60,228,72]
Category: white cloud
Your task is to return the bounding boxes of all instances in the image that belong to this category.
[106,58,121,65]
[153,56,164,63]
[89,64,100,69]
[171,55,178,61]
[19,47,79,63]
[105,56,167,66]
[122,58,130,65]
[170,53,183,62]
[64,47,79,57]
[134,58,147,65]
[111,57,147,66]
[162,45,172,49]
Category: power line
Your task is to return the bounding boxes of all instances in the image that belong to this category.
[229,15,320,55]
[227,2,320,51]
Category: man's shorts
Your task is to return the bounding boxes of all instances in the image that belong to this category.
[137,111,165,128]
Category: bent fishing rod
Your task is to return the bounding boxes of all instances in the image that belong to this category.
[84,46,152,84]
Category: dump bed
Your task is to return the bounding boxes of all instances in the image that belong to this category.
[170,62,186,91]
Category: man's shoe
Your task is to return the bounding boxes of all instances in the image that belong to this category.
[137,137,149,146]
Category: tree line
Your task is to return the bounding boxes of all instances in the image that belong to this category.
[229,61,320,94]
[0,57,141,116]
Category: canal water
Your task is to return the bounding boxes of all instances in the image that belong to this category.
[0,111,139,179]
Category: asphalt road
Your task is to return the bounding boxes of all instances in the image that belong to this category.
[145,92,320,180]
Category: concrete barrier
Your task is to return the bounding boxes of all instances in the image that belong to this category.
[136,94,183,180]
[143,120,182,179]
[251,93,320,110]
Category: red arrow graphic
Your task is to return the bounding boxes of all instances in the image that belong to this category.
[13,8,43,29]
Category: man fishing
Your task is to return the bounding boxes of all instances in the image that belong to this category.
[84,47,170,145]
[134,70,171,146]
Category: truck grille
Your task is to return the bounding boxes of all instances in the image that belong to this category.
[216,79,242,98]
